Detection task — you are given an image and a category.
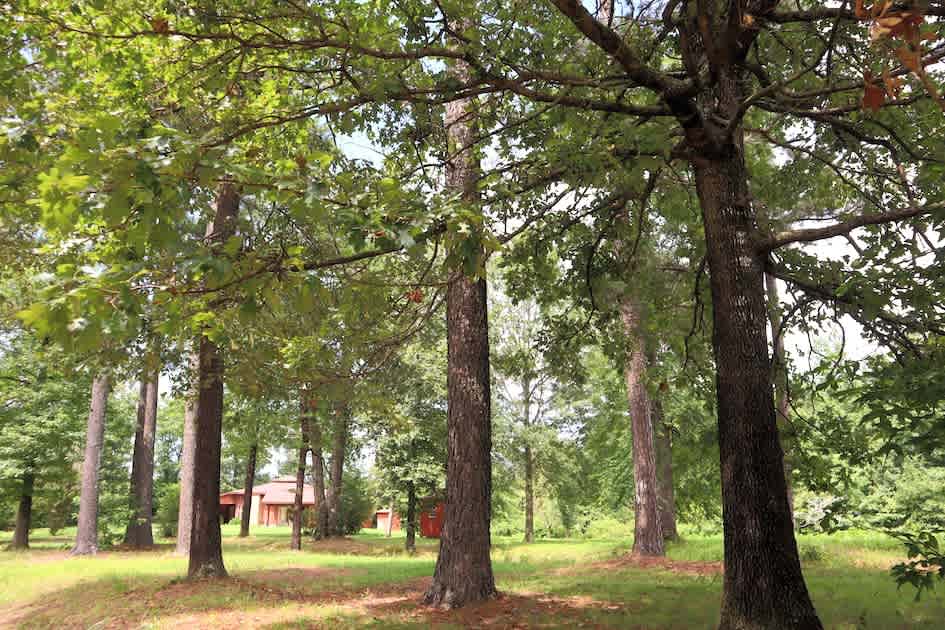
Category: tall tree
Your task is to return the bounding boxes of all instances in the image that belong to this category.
[423,30,497,607]
[72,372,110,555]
[125,363,159,547]
[291,411,310,550]
[176,363,197,555]
[188,182,239,578]
[325,401,349,538]
[619,296,664,556]
[239,442,257,538]
[10,472,34,550]
[652,392,679,541]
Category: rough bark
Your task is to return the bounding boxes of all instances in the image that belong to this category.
[239,443,257,538]
[307,402,329,539]
[176,352,198,555]
[692,126,820,626]
[125,367,159,548]
[619,296,664,557]
[422,37,497,608]
[72,372,110,555]
[405,482,417,553]
[11,472,34,550]
[523,376,535,544]
[291,417,310,551]
[325,403,347,537]
[651,393,679,542]
[766,272,795,521]
[187,182,239,579]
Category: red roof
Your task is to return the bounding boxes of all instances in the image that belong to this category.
[221,477,317,506]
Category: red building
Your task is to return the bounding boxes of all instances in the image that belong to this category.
[219,477,317,527]
[419,496,445,538]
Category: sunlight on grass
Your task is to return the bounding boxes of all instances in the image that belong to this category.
[2,525,944,628]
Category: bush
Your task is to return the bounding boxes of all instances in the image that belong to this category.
[157,483,180,538]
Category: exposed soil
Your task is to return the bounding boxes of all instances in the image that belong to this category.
[557,554,723,578]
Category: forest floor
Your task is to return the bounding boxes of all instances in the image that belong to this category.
[1,524,944,628]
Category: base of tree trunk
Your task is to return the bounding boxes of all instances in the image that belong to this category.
[422,575,498,609]
[71,543,98,555]
[188,561,228,579]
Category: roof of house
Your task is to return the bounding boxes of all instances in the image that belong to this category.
[220,476,317,506]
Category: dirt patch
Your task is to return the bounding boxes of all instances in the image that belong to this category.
[304,537,380,555]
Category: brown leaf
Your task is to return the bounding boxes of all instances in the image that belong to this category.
[150,17,170,34]
[862,75,886,112]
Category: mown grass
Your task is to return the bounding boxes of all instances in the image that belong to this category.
[1,523,943,628]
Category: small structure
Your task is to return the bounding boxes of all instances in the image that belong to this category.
[376,507,401,533]
[419,496,445,538]
[219,476,316,527]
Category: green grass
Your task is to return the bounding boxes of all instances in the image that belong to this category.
[1,524,943,628]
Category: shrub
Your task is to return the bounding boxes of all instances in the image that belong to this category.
[157,483,180,538]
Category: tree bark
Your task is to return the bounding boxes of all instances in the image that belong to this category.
[422,34,497,608]
[651,393,678,542]
[125,366,159,547]
[692,137,820,627]
[291,417,309,551]
[523,376,535,544]
[187,182,239,579]
[307,400,328,539]
[766,272,795,521]
[72,372,110,555]
[405,482,417,553]
[325,402,347,537]
[11,472,34,550]
[176,355,198,555]
[239,443,257,538]
[619,296,664,557]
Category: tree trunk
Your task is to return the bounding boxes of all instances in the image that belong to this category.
[291,417,309,551]
[239,443,257,538]
[523,376,535,544]
[325,403,347,537]
[125,366,159,547]
[619,296,664,557]
[405,483,417,553]
[766,272,795,521]
[651,393,678,542]
[72,372,110,555]
[692,140,820,627]
[422,36,497,608]
[307,401,328,539]
[177,352,198,555]
[11,472,34,550]
[187,182,239,579]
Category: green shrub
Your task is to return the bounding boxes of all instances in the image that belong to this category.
[157,483,180,538]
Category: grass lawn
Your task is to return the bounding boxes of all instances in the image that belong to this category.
[1,524,942,628]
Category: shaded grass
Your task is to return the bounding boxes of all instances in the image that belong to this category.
[1,525,943,628]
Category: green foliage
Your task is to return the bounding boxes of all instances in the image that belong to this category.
[157,483,180,539]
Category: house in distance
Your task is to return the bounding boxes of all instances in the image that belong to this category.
[219,476,316,527]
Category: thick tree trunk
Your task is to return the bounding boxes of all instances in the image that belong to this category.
[187,182,239,579]
[422,39,497,608]
[693,140,820,627]
[325,403,347,537]
[523,377,535,544]
[11,472,34,550]
[766,273,795,521]
[125,367,159,547]
[619,296,664,557]
[307,404,328,539]
[291,417,310,551]
[405,482,417,553]
[239,444,257,538]
[72,372,110,555]
[651,394,678,542]
[177,353,198,555]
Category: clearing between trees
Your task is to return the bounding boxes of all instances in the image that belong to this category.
[1,525,942,629]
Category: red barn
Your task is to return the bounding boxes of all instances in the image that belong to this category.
[419,496,445,538]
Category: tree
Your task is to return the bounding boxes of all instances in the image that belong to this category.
[124,361,159,548]
[72,372,111,555]
[423,28,498,607]
[188,183,239,578]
